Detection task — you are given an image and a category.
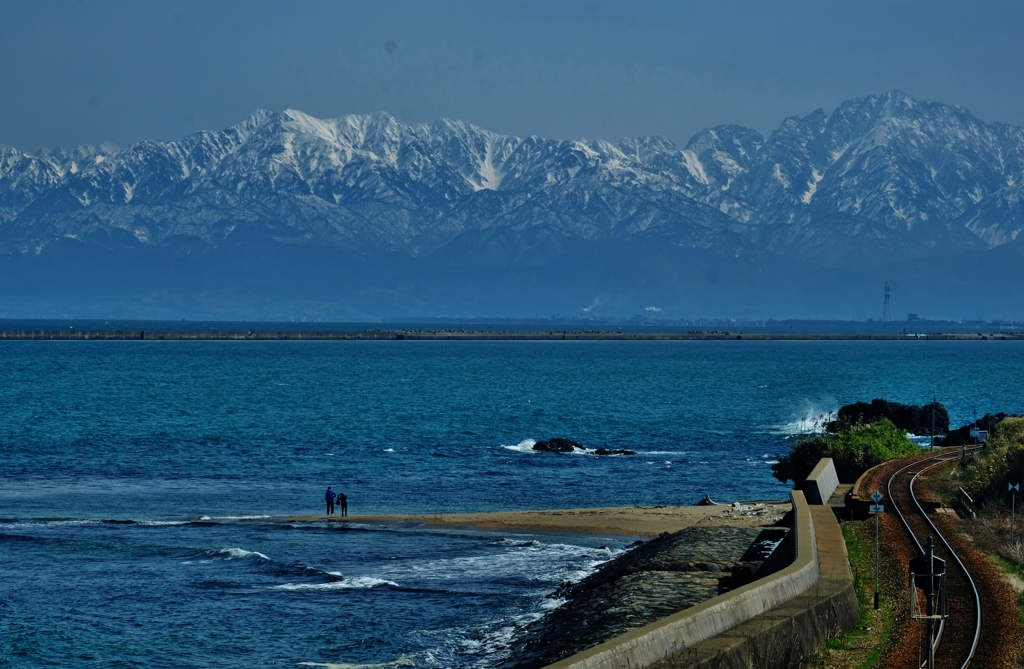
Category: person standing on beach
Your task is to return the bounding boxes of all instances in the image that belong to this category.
[325,486,336,515]
[337,492,347,517]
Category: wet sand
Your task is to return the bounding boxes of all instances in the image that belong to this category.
[285,502,791,538]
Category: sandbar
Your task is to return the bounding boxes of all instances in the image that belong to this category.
[285,502,790,538]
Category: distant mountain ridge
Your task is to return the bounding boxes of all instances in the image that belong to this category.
[2,91,1023,320]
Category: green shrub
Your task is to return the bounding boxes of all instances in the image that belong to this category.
[772,417,920,485]
[958,417,1024,503]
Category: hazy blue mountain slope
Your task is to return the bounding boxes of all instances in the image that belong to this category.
[1,92,1023,319]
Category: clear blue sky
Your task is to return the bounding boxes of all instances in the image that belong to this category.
[3,0,1023,151]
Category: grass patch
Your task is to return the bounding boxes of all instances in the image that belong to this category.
[801,522,893,669]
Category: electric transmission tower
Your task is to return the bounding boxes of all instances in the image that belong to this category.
[883,282,891,322]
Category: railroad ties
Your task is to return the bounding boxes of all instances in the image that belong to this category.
[886,453,981,669]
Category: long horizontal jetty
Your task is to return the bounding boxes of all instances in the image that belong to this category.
[1,329,1022,341]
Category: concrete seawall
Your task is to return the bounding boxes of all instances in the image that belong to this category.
[661,504,859,669]
[541,490,823,669]
[802,458,840,505]
[0,329,1020,341]
[540,471,859,669]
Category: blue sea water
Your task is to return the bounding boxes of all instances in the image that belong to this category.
[2,340,1023,668]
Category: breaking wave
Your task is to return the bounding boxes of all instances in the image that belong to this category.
[273,576,398,591]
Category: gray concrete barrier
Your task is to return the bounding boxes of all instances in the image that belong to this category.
[802,457,839,505]
[542,490,819,669]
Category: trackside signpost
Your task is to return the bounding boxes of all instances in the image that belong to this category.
[871,490,884,609]
[1011,483,1020,543]
[910,537,947,669]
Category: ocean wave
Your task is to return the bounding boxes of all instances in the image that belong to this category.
[501,439,537,453]
[273,576,398,591]
[297,657,415,669]
[136,519,190,526]
[40,518,102,526]
[488,538,540,548]
[773,407,837,435]
[205,515,272,521]
[390,541,621,587]
[214,547,269,561]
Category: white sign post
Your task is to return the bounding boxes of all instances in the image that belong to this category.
[1011,484,1020,543]
[871,490,884,609]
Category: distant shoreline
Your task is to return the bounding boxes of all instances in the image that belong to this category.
[1,329,1021,341]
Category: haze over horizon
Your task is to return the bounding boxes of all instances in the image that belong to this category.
[3,1,1024,151]
[3,2,1024,322]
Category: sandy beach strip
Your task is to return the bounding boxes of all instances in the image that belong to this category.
[284,502,791,538]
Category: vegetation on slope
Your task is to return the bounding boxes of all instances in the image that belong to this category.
[958,417,1024,504]
[772,418,919,485]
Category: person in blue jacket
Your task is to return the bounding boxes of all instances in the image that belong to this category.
[325,486,336,515]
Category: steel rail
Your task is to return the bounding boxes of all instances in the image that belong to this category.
[886,455,946,663]
[909,458,982,668]
[884,451,982,669]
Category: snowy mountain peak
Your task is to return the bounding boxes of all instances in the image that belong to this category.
[2,93,1024,270]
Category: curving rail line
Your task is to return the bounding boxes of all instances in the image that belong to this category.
[885,452,982,669]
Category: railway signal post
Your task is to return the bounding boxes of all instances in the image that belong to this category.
[870,490,884,609]
[1011,483,1020,543]
[910,537,947,669]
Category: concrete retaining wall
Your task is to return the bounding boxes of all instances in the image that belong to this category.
[802,458,839,505]
[543,490,820,669]
[657,504,859,668]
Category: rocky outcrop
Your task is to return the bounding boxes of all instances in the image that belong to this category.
[532,439,636,455]
[532,438,584,453]
[938,412,1014,446]
[831,398,949,435]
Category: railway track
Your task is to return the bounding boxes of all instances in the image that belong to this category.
[885,452,981,669]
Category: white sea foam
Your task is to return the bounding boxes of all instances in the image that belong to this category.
[297,657,415,668]
[137,520,188,526]
[207,515,271,520]
[383,448,395,453]
[540,596,566,610]
[42,518,102,526]
[389,540,621,586]
[774,406,837,435]
[501,438,537,452]
[273,576,398,591]
[215,547,269,560]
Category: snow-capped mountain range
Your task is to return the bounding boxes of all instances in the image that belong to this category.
[2,91,1023,319]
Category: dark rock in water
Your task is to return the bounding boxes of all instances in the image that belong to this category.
[594,448,636,456]
[532,438,584,453]
[830,398,949,435]
[938,412,1013,446]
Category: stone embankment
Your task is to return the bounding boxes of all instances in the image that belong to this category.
[1,329,1021,341]
[495,459,858,669]
[500,526,788,668]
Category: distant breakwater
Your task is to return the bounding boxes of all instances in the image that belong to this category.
[1,329,1022,341]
